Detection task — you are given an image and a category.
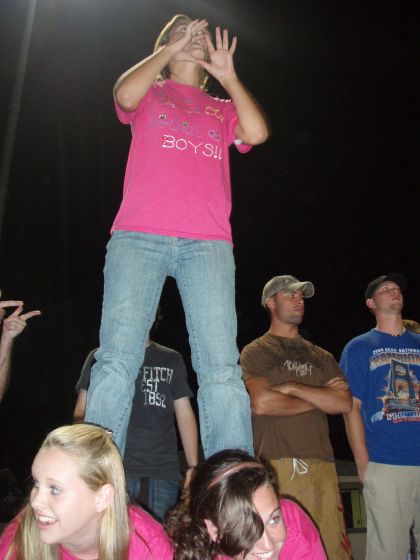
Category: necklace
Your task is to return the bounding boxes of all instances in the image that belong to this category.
[375,327,406,337]
[376,327,406,337]
[391,327,406,337]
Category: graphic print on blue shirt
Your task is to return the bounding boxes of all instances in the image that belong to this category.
[369,351,420,423]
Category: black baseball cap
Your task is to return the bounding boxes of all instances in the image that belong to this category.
[365,273,406,300]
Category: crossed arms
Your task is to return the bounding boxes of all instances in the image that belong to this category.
[245,374,352,417]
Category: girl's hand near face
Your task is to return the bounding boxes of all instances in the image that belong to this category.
[166,19,209,60]
[198,27,237,85]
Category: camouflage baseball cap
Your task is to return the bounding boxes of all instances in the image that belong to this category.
[261,275,315,306]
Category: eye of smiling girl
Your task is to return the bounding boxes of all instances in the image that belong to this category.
[268,511,282,526]
[31,477,61,495]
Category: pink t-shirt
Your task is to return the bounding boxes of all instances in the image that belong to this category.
[217,499,326,560]
[112,79,251,243]
[0,505,173,559]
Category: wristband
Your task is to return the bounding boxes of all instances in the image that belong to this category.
[187,465,198,470]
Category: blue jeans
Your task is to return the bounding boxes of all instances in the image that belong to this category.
[126,477,179,521]
[85,231,253,457]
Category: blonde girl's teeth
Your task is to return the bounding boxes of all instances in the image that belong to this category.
[39,515,55,524]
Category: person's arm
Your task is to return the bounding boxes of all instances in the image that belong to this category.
[114,19,209,112]
[344,396,369,481]
[201,27,269,145]
[245,376,316,417]
[0,303,41,402]
[0,335,13,402]
[73,348,96,421]
[73,389,88,422]
[174,397,199,489]
[275,375,353,415]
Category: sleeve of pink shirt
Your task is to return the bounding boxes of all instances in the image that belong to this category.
[222,99,252,154]
[114,86,152,126]
[128,505,173,559]
[279,499,327,560]
[0,516,19,559]
[114,98,134,125]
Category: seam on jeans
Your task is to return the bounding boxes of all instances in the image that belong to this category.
[174,257,201,374]
[174,253,211,451]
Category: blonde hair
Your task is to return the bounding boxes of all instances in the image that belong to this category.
[153,14,210,90]
[5,424,130,560]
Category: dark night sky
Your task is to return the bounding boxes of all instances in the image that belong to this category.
[0,0,418,479]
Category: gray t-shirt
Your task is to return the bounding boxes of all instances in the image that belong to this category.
[76,342,192,480]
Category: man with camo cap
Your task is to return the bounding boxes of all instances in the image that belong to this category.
[241,275,352,560]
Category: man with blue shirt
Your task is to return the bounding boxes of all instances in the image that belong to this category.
[340,273,420,560]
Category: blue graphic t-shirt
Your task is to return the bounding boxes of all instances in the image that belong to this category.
[340,329,420,465]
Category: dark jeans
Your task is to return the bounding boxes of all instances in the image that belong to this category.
[127,476,180,521]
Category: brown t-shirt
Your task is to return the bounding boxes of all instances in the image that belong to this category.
[241,333,345,461]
